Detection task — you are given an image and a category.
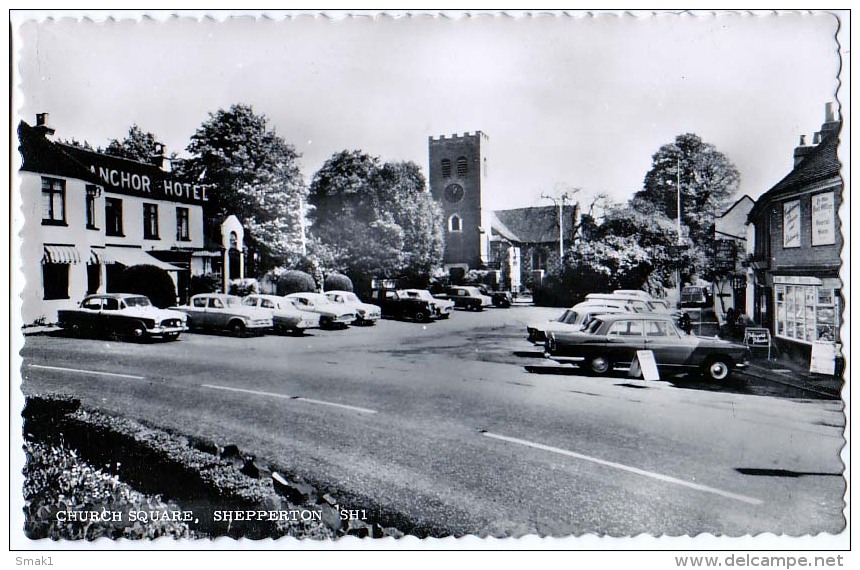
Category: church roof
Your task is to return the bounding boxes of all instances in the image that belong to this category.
[492,205,577,244]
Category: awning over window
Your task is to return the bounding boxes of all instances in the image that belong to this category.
[99,246,183,271]
[42,244,81,264]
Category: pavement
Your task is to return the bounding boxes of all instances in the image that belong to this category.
[741,353,844,400]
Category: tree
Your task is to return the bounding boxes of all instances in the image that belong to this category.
[179,104,307,273]
[307,151,444,293]
[105,125,161,162]
[633,133,740,280]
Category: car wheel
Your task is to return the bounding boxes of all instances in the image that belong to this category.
[703,357,732,382]
[291,328,305,336]
[413,311,429,323]
[319,316,332,329]
[230,320,246,337]
[587,355,612,375]
[129,321,147,341]
[68,323,83,338]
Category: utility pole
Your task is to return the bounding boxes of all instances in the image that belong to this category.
[541,185,580,262]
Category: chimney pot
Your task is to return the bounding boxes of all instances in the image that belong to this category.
[813,132,822,145]
[799,135,807,146]
[36,112,49,126]
[825,102,837,123]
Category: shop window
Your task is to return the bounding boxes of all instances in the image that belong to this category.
[86,263,100,295]
[105,198,124,237]
[85,185,99,230]
[774,283,841,344]
[441,158,452,177]
[42,263,69,300]
[176,207,190,241]
[41,177,66,226]
[456,156,468,177]
[143,203,159,240]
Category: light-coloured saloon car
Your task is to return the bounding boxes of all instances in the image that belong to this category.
[324,290,382,325]
[525,302,630,344]
[173,294,273,336]
[242,294,320,334]
[286,292,356,329]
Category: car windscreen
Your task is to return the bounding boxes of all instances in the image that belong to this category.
[584,318,604,334]
[225,297,242,307]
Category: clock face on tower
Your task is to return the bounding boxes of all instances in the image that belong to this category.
[444,183,465,203]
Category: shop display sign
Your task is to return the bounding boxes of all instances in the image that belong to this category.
[783,199,801,248]
[811,191,836,246]
[744,327,771,347]
[810,340,838,375]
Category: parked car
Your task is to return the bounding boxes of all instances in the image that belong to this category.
[435,286,492,311]
[58,293,187,341]
[286,292,356,329]
[324,290,382,325]
[242,294,320,334]
[401,288,454,319]
[525,303,629,344]
[173,294,273,336]
[369,289,440,322]
[477,285,513,308]
[544,313,750,381]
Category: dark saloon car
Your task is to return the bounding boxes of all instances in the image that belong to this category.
[58,293,187,341]
[544,313,749,381]
[370,289,440,322]
[435,286,492,311]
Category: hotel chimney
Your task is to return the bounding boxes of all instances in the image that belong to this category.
[34,112,55,137]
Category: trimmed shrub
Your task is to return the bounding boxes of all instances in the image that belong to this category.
[276,270,317,295]
[323,272,353,292]
[190,273,220,296]
[116,264,177,308]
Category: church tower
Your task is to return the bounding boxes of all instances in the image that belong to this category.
[428,131,491,277]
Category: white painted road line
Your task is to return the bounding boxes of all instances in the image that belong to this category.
[201,384,378,415]
[482,431,763,506]
[28,364,146,380]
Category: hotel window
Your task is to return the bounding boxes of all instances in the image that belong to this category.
[774,284,841,344]
[41,177,66,225]
[176,207,190,241]
[441,158,452,177]
[42,263,69,300]
[105,198,124,237]
[143,203,159,240]
[85,185,98,230]
[456,156,468,177]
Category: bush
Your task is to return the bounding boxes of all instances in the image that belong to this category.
[22,439,194,540]
[190,273,221,296]
[115,264,177,308]
[229,279,258,297]
[323,273,353,292]
[276,270,317,295]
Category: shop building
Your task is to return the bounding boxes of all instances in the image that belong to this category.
[746,103,843,365]
[17,114,227,324]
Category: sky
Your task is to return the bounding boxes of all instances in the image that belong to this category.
[12,10,844,212]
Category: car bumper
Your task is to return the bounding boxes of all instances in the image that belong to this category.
[544,351,584,363]
[147,325,186,336]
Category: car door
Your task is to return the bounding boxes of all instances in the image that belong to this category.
[643,319,696,372]
[191,296,209,326]
[208,297,227,328]
[100,297,123,336]
[79,296,104,336]
[602,319,645,368]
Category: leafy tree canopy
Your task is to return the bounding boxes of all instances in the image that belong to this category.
[178,104,307,273]
[308,151,444,292]
[105,125,161,163]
